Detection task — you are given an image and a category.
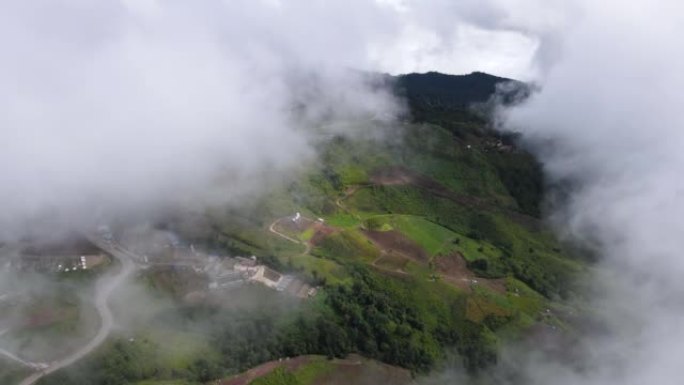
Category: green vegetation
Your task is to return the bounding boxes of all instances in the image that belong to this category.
[290,359,334,384]
[322,268,496,372]
[251,367,299,385]
[249,359,334,385]
[231,354,413,385]
[365,215,457,256]
[38,72,583,385]
[313,229,379,263]
[342,183,581,297]
[161,72,579,377]
[287,253,349,286]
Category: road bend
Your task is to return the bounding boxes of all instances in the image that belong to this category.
[18,236,137,385]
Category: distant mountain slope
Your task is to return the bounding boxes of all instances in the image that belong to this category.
[393,71,528,124]
[397,71,511,107]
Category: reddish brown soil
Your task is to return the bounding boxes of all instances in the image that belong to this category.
[362,230,428,263]
[309,222,337,246]
[370,166,417,185]
[434,252,506,294]
[361,230,506,290]
[278,217,315,234]
[433,252,473,291]
[216,355,412,385]
[218,356,312,385]
[370,265,411,279]
[84,254,107,268]
[484,278,507,293]
[314,355,412,385]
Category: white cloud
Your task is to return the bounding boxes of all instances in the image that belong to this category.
[369,23,538,78]
[499,1,684,384]
[0,0,406,238]
[0,0,559,240]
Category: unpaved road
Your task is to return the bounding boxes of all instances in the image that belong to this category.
[18,237,137,385]
[268,218,311,256]
[335,185,362,213]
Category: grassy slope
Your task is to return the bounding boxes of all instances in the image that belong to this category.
[162,85,582,373]
[223,355,410,385]
[37,72,584,385]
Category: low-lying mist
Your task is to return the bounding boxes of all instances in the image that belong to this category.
[0,0,547,243]
[495,1,684,384]
[0,1,407,241]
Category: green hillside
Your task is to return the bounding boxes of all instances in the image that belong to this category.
[38,72,584,385]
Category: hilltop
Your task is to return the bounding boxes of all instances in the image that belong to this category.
[397,71,512,107]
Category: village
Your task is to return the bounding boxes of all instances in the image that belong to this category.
[102,222,318,299]
[0,218,319,378]
[1,220,317,302]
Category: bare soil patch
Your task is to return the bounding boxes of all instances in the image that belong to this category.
[84,254,107,269]
[309,222,336,246]
[370,166,417,185]
[277,217,315,234]
[314,355,412,385]
[218,356,312,385]
[362,230,428,263]
[434,252,506,293]
[433,252,473,291]
[483,278,507,294]
[217,355,411,385]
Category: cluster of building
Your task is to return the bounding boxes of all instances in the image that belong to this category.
[204,255,317,298]
[116,228,317,299]
[9,254,106,273]
[8,226,318,300]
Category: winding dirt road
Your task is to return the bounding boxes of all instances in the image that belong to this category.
[18,237,137,385]
[335,185,362,213]
[268,218,311,256]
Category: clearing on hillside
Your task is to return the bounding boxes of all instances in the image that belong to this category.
[362,230,428,263]
[434,252,506,293]
[369,166,417,186]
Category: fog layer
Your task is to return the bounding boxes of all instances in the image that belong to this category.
[0,0,404,238]
[501,1,684,383]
